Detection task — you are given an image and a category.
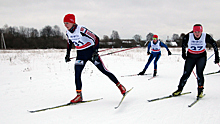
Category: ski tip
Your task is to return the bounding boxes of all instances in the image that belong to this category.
[127,87,134,91]
[28,110,33,113]
[181,91,192,94]
[128,87,134,92]
[123,87,134,96]
[197,94,206,99]
[28,110,39,113]
[98,98,104,101]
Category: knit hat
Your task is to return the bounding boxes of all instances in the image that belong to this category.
[153,35,158,38]
[193,25,203,32]
[63,14,75,23]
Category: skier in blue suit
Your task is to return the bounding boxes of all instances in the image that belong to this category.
[138,35,172,77]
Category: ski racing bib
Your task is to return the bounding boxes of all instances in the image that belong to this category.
[66,25,95,50]
[188,33,206,54]
[151,40,161,52]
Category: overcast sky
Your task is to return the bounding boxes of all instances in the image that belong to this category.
[1,0,220,40]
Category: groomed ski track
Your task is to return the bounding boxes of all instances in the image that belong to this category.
[0,48,219,124]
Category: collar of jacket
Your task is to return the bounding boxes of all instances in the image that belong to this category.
[69,24,78,33]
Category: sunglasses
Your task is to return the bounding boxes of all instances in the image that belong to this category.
[153,38,157,40]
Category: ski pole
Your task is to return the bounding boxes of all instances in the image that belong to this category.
[99,46,140,57]
[70,48,113,59]
[207,53,214,61]
[192,70,197,79]
[98,48,113,52]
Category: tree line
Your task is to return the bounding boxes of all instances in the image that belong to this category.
[1,24,220,49]
[0,24,66,49]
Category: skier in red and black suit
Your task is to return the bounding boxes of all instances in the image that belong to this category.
[63,14,126,103]
[172,24,219,98]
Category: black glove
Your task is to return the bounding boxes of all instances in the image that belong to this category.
[147,51,151,55]
[65,54,71,63]
[182,53,187,60]
[91,49,99,62]
[214,55,219,64]
[168,50,172,56]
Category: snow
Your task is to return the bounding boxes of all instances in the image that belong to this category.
[0,48,220,124]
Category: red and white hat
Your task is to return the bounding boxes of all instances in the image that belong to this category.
[63,14,76,23]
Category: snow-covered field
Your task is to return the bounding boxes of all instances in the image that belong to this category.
[0,48,219,124]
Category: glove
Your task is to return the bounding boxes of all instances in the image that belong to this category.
[147,51,151,55]
[65,54,71,63]
[182,53,187,60]
[214,55,219,64]
[91,49,99,62]
[168,50,172,56]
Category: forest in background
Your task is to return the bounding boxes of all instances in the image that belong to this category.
[1,24,220,49]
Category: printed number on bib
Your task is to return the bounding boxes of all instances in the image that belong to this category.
[191,46,203,51]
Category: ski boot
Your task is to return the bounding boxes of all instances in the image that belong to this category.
[70,90,83,103]
[197,86,204,98]
[138,70,146,75]
[116,82,126,95]
[153,69,157,77]
[172,88,183,96]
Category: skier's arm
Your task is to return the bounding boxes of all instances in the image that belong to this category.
[66,39,73,56]
[181,34,189,60]
[160,42,171,55]
[80,27,99,50]
[65,35,73,62]
[147,42,151,55]
[206,34,219,64]
[160,42,169,50]
[80,26,100,62]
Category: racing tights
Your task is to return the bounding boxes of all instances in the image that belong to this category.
[178,52,207,89]
[74,47,119,90]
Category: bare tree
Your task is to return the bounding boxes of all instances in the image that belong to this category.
[146,32,154,42]
[29,28,39,38]
[40,25,53,38]
[53,25,61,37]
[133,34,142,43]
[110,30,120,40]
[172,34,179,41]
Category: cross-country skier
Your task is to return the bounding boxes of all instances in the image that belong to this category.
[63,13,126,103]
[172,24,219,98]
[138,35,172,77]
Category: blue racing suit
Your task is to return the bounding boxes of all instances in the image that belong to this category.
[143,40,170,71]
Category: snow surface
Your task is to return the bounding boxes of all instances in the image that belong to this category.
[0,48,220,124]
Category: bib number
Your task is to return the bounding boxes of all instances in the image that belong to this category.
[191,46,203,51]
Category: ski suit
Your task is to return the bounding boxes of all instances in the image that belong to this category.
[66,25,119,90]
[143,40,170,70]
[177,32,219,90]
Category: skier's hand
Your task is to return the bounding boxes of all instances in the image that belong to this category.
[182,53,187,60]
[147,51,151,55]
[65,54,71,63]
[214,57,219,64]
[168,50,172,56]
[91,49,99,62]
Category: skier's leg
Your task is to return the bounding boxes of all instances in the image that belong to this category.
[92,56,126,94]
